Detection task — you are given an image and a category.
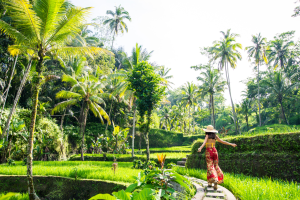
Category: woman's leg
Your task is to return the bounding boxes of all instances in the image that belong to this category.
[212,148,224,184]
[205,149,218,184]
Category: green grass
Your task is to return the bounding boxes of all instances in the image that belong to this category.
[221,124,300,139]
[71,152,188,159]
[125,146,191,153]
[0,192,29,200]
[0,161,141,184]
[174,167,300,200]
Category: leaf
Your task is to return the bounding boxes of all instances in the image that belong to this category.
[125,183,137,193]
[112,190,131,200]
[89,194,116,200]
[132,188,155,200]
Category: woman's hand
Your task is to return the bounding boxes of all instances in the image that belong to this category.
[231,143,237,147]
[197,147,202,152]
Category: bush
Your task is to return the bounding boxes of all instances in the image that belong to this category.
[191,132,300,154]
[188,132,300,182]
[129,128,204,148]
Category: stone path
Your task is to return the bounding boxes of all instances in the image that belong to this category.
[176,156,236,200]
[186,177,236,200]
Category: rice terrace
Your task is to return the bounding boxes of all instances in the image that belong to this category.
[0,0,300,199]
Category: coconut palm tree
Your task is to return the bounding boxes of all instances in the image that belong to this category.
[196,65,226,127]
[158,66,174,90]
[52,74,110,161]
[245,33,268,127]
[241,98,252,131]
[208,29,242,134]
[0,1,108,198]
[181,82,200,134]
[267,39,294,70]
[104,5,131,49]
[261,70,299,125]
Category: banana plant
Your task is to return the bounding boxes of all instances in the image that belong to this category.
[89,188,160,200]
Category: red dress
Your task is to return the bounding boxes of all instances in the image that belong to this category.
[205,145,224,184]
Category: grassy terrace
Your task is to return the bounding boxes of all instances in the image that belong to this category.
[125,146,191,153]
[0,161,141,184]
[175,167,300,200]
[71,152,188,160]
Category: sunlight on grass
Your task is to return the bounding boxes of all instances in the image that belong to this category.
[174,167,300,200]
[0,161,141,183]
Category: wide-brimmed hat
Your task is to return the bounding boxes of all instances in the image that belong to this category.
[203,125,218,133]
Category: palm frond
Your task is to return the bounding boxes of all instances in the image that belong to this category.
[56,90,82,99]
[52,99,78,114]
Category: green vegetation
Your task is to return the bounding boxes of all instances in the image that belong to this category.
[0,161,141,183]
[188,131,300,182]
[175,167,300,200]
[0,193,29,200]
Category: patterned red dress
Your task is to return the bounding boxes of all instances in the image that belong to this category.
[205,145,224,184]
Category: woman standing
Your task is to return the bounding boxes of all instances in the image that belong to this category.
[197,125,237,190]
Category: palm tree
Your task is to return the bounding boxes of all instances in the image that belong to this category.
[196,65,226,127]
[245,33,268,127]
[181,82,200,134]
[111,43,152,157]
[158,66,174,90]
[208,29,242,134]
[0,1,107,198]
[241,98,252,131]
[267,39,294,70]
[104,5,131,49]
[52,74,110,161]
[261,70,299,125]
[159,106,172,130]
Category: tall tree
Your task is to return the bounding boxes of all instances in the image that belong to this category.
[208,29,242,134]
[267,39,294,70]
[52,74,110,161]
[103,5,131,49]
[241,98,252,131]
[0,1,107,199]
[192,64,226,128]
[181,82,200,134]
[128,61,165,162]
[261,70,299,125]
[112,43,152,158]
[245,33,268,127]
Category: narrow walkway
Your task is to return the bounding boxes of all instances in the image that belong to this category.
[177,156,237,200]
[186,176,236,200]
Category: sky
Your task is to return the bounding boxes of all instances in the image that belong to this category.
[71,0,300,105]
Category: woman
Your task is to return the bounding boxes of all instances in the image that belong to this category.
[197,125,237,190]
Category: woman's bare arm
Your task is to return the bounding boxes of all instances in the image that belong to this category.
[198,135,208,152]
[216,136,237,147]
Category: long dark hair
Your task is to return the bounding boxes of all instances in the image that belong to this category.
[205,132,216,139]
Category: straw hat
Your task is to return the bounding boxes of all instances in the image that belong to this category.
[203,125,218,133]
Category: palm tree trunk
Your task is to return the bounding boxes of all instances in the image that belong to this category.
[188,106,191,134]
[0,55,18,123]
[105,100,113,132]
[80,102,89,161]
[212,94,215,127]
[144,114,151,162]
[27,71,42,200]
[132,104,136,158]
[60,109,67,132]
[246,113,249,131]
[257,63,262,127]
[139,132,142,151]
[111,31,116,50]
[279,100,289,125]
[1,59,32,140]
[225,63,239,134]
